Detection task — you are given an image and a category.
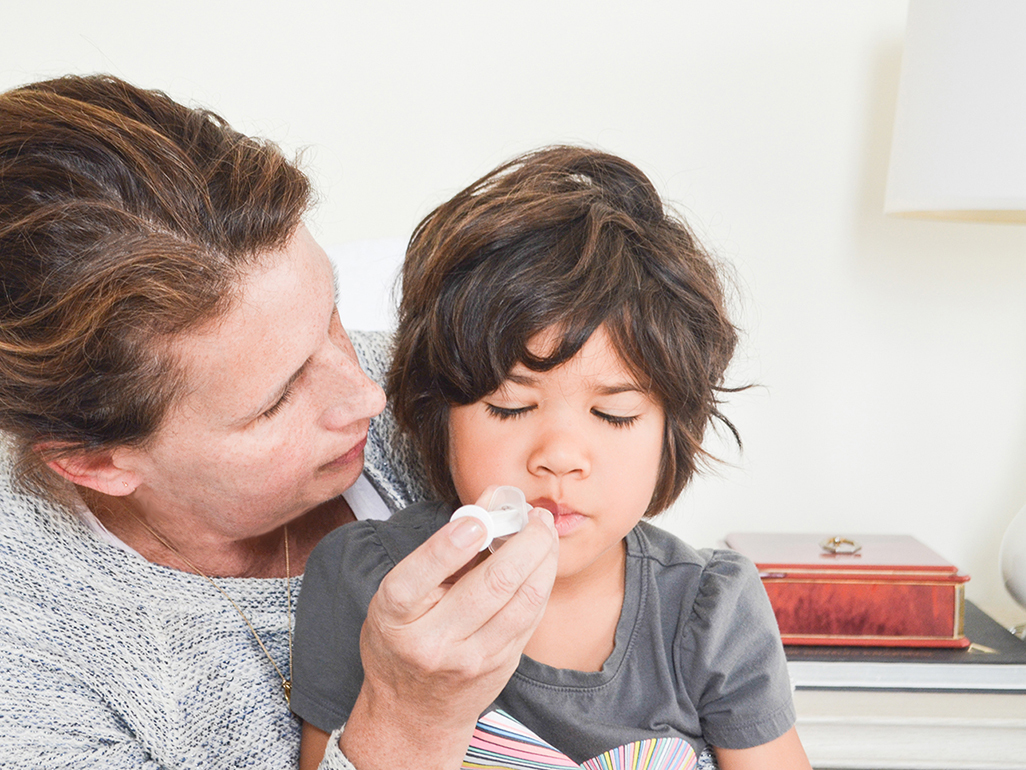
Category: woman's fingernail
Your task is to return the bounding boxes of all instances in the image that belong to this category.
[533,507,554,527]
[450,517,485,548]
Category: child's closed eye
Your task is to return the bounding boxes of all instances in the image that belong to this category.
[591,409,639,428]
[485,403,535,420]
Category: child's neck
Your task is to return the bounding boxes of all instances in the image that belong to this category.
[522,540,627,672]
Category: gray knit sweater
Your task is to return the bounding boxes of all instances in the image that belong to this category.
[0,331,429,769]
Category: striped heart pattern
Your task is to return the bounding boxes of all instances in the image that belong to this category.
[463,710,697,770]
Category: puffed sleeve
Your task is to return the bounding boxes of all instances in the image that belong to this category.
[291,503,451,733]
[290,520,395,732]
[676,550,795,750]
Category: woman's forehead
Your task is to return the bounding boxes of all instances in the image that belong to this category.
[164,228,335,423]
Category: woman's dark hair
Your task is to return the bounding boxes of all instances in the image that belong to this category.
[0,74,312,502]
[387,145,740,515]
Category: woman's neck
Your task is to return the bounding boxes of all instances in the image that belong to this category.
[80,489,355,578]
[522,541,626,672]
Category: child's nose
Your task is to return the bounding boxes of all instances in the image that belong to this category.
[527,423,590,479]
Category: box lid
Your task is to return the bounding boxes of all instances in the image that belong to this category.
[725,532,967,580]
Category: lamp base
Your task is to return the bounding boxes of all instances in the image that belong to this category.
[1000,503,1026,613]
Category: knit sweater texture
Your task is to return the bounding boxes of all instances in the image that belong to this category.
[0,331,429,769]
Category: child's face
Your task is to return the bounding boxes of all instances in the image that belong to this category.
[448,325,664,581]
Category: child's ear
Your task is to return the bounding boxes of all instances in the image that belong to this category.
[37,444,140,497]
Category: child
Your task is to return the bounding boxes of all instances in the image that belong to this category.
[291,147,811,770]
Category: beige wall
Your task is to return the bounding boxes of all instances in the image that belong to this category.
[5,0,1026,622]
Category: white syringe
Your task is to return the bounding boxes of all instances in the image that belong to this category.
[450,486,531,552]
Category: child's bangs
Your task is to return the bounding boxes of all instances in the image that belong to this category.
[443,241,640,400]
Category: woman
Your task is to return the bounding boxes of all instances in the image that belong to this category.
[0,74,558,769]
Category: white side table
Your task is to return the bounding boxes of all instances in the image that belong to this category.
[794,689,1026,770]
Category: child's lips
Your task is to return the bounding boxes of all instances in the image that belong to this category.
[530,497,586,536]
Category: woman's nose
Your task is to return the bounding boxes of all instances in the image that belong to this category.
[327,362,386,429]
[321,330,387,430]
[527,423,590,479]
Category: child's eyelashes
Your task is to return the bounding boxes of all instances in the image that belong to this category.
[485,403,535,420]
[592,410,639,428]
[484,402,640,428]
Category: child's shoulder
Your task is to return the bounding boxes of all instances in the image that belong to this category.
[308,501,454,576]
[630,520,759,575]
[628,521,768,616]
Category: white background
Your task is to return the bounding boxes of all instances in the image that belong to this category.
[5,0,1026,623]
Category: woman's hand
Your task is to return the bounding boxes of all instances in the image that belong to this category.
[339,504,558,770]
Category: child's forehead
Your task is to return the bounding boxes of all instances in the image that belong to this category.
[523,325,565,358]
[510,325,644,388]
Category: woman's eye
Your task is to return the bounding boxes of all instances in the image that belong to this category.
[485,403,534,420]
[261,388,293,419]
[593,409,639,428]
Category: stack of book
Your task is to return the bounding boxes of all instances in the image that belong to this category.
[786,599,1026,691]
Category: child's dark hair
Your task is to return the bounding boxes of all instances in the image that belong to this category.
[387,146,740,515]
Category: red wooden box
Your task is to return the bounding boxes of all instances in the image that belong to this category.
[724,533,970,648]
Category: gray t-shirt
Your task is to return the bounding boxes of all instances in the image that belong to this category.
[291,502,795,762]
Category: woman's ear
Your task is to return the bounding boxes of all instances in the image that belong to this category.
[38,445,140,496]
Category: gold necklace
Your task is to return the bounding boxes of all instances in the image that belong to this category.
[133,518,294,704]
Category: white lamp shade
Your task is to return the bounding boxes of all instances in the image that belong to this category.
[885,0,1026,222]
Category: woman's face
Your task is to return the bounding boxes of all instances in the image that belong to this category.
[120,226,386,539]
